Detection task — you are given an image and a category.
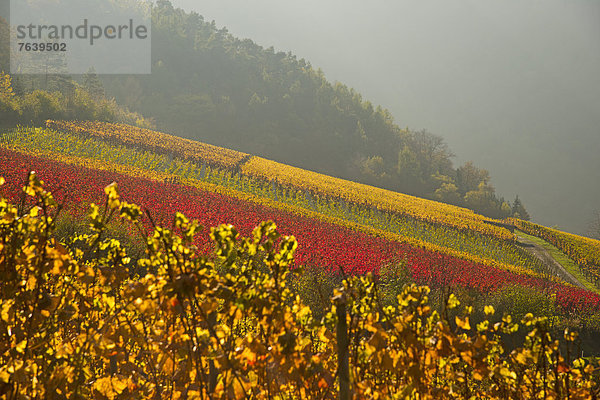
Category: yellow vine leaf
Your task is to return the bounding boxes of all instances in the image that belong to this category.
[455,316,471,330]
[447,294,460,309]
[93,376,129,399]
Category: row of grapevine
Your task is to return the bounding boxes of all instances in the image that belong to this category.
[45,120,249,169]
[46,121,514,240]
[2,179,598,398]
[2,147,599,312]
[242,156,513,240]
[510,218,600,289]
[3,128,543,274]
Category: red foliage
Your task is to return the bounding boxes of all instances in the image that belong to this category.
[1,148,598,312]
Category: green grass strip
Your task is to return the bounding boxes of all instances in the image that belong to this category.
[517,230,599,294]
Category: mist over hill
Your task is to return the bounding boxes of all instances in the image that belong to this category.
[170,0,600,235]
[97,1,521,221]
[5,0,597,228]
[0,0,503,218]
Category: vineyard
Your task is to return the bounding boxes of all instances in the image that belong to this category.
[241,156,513,240]
[44,121,513,240]
[4,148,595,309]
[2,121,600,396]
[4,126,538,272]
[1,125,600,312]
[0,175,599,398]
[3,150,544,281]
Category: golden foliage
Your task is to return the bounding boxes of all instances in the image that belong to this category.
[46,120,248,169]
[0,175,598,399]
[243,156,514,240]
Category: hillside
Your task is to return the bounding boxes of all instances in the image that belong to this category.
[88,0,520,221]
[3,122,600,307]
[2,120,600,397]
[0,0,528,220]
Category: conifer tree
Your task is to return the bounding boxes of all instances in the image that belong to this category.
[512,195,530,220]
[83,67,105,99]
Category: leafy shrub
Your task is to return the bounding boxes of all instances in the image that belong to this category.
[0,174,598,399]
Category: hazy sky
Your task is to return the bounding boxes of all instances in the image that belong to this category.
[176,0,600,234]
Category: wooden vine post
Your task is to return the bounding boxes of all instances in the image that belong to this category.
[334,292,350,400]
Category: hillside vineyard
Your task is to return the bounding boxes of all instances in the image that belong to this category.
[1,121,600,398]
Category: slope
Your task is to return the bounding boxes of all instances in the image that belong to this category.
[4,122,600,321]
[0,123,562,282]
[44,121,512,240]
[91,0,517,220]
[4,145,600,314]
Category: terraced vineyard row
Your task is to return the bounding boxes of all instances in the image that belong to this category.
[242,156,514,240]
[46,120,249,169]
[4,126,542,272]
[2,147,599,313]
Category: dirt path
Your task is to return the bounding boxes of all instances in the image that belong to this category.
[516,234,586,289]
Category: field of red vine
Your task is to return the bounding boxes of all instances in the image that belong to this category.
[2,147,599,313]
[3,125,543,273]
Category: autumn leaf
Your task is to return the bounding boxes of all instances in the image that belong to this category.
[455,316,471,330]
[447,294,460,309]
